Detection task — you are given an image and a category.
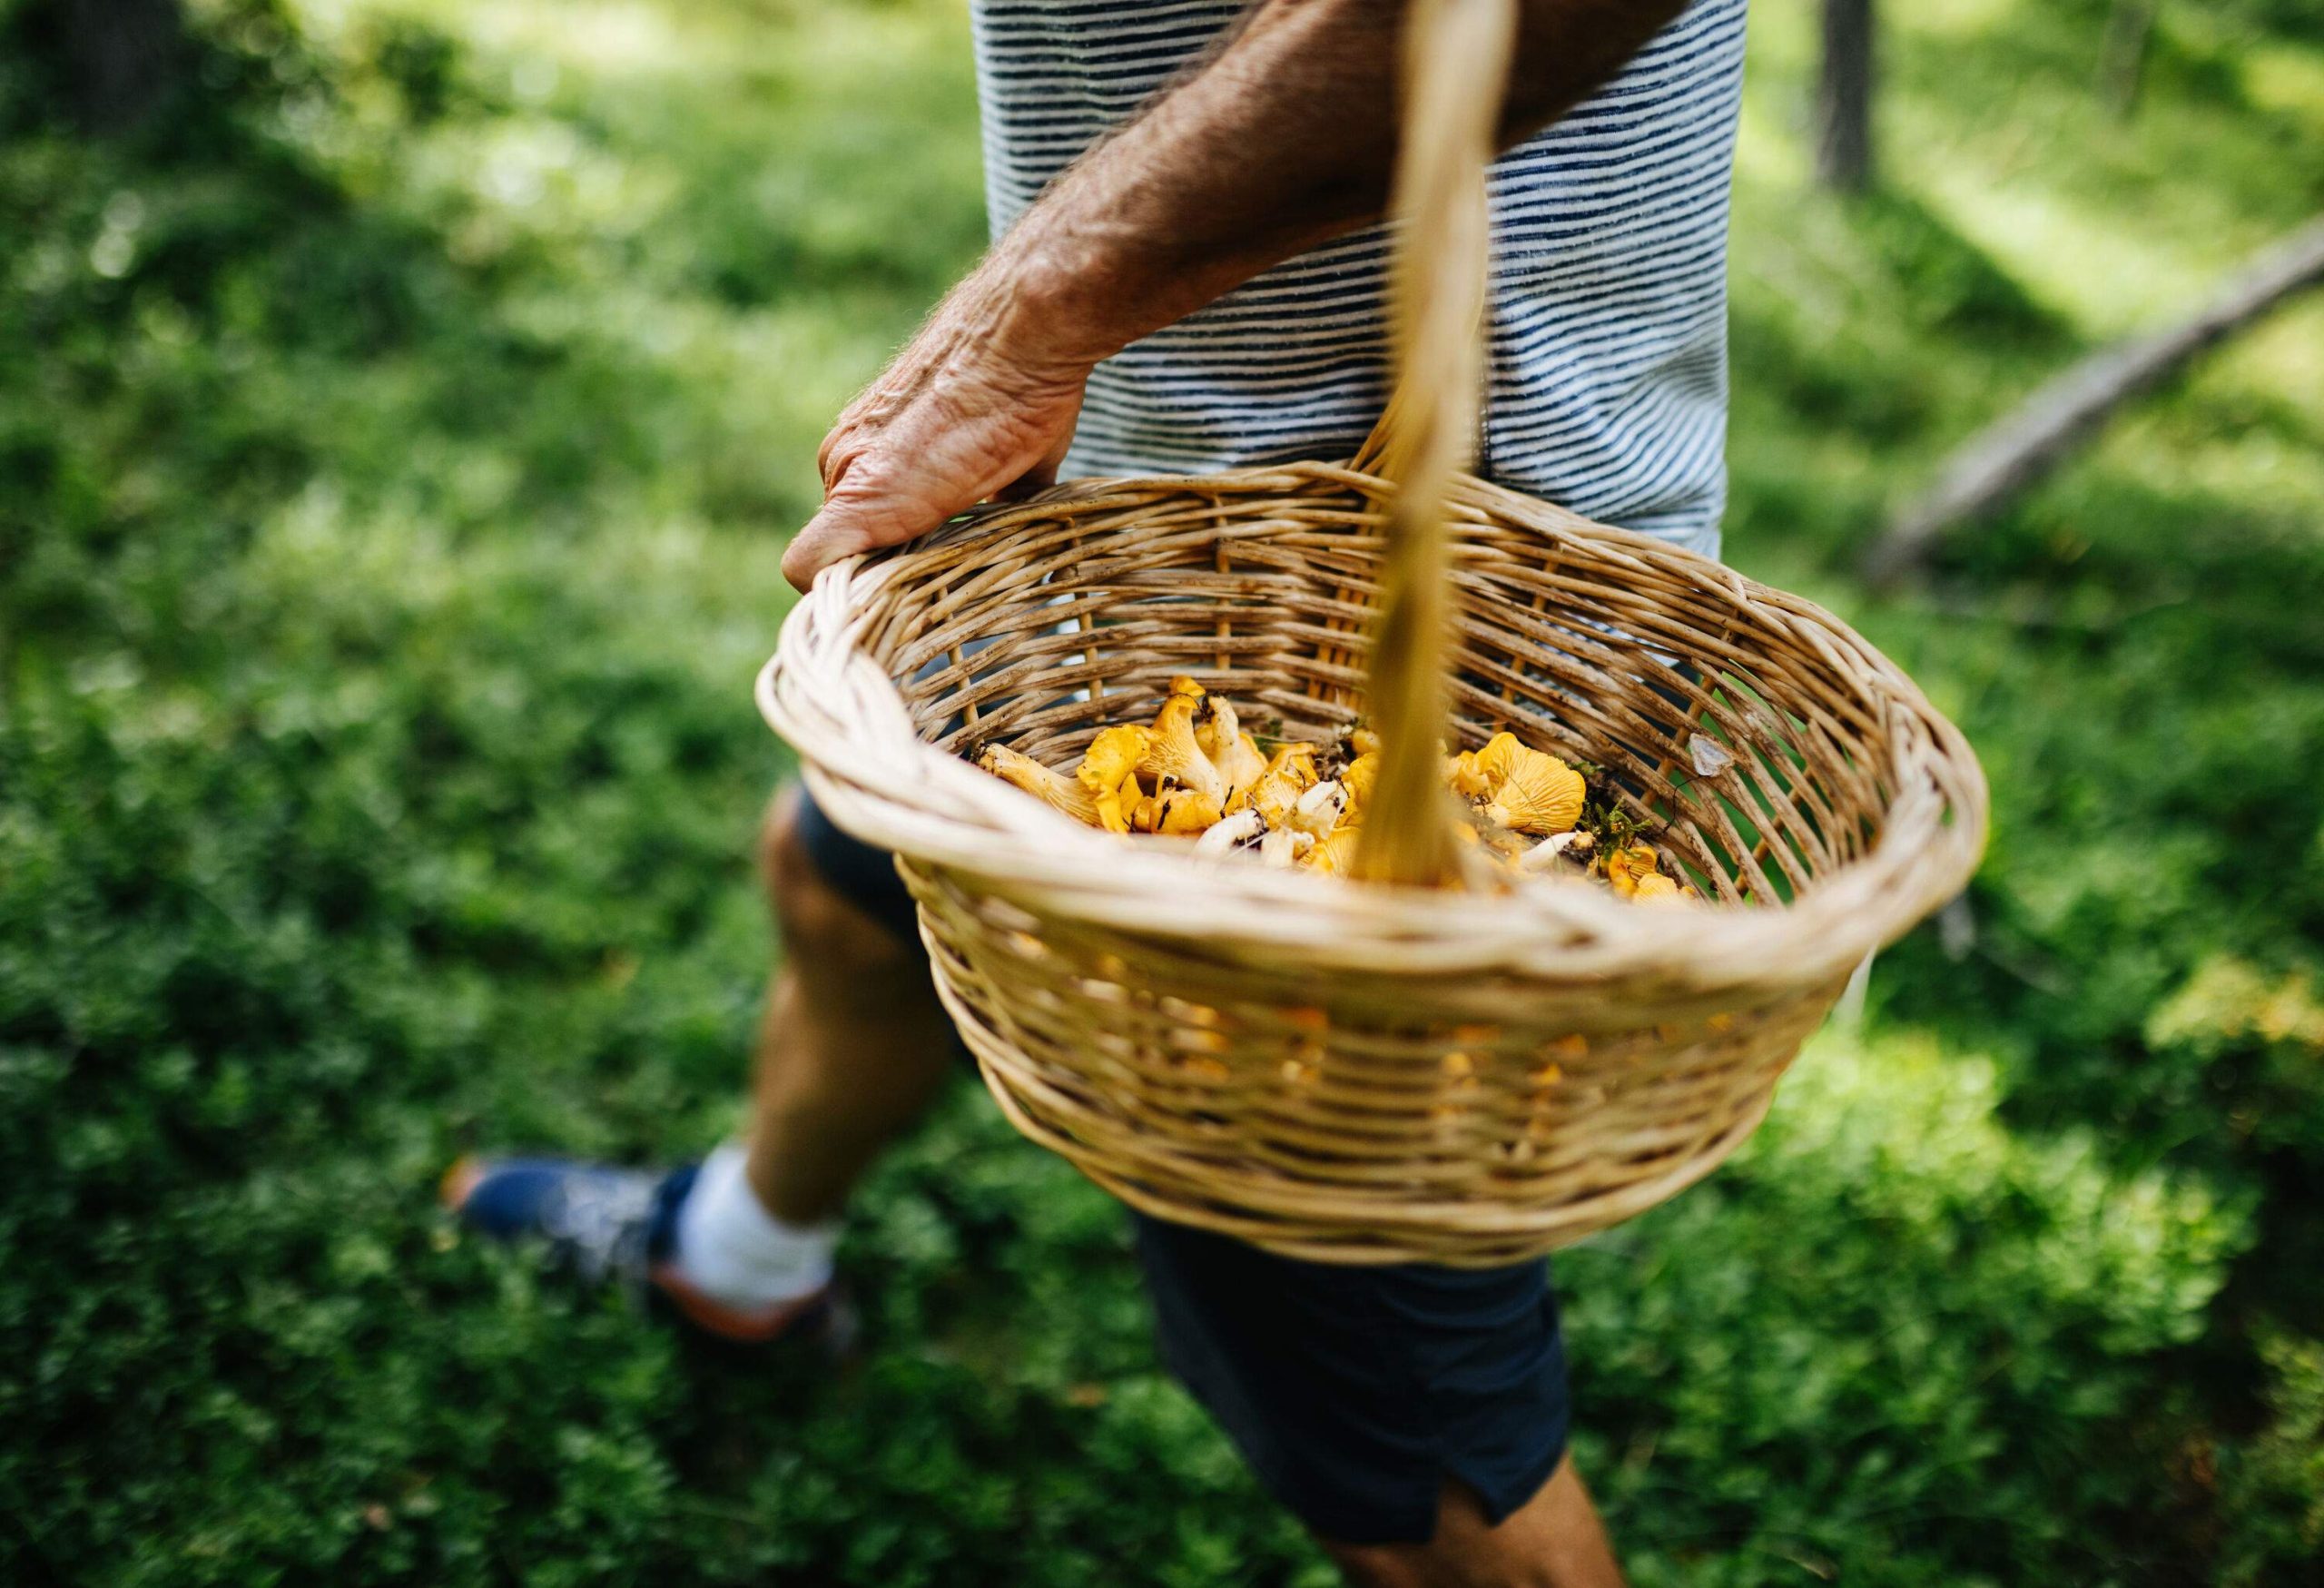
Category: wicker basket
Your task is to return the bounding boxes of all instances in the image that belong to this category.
[758,0,1986,1266]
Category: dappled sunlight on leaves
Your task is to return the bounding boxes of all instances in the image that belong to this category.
[4,0,2320,1581]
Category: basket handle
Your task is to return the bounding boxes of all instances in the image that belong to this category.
[1349,0,1517,886]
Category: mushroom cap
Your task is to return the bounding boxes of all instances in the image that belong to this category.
[1288,778,1349,837]
[1214,731,1269,800]
[1078,725,1153,795]
[1258,742,1322,793]
[1094,772,1145,834]
[1301,824,1364,875]
[1479,749,1586,835]
[1604,843,1661,897]
[1240,765,1309,828]
[1152,787,1223,836]
[1139,695,1227,800]
[1447,748,1493,799]
[1474,732,1527,784]
[1189,695,1269,799]
[1631,872,1685,903]
[1078,725,1153,835]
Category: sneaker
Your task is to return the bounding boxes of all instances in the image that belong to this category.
[441,1156,853,1351]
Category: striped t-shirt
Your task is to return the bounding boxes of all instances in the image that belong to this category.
[970,0,1746,557]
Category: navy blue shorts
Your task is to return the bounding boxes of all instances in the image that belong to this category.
[794,793,1571,1544]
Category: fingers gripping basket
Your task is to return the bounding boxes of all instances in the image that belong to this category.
[760,0,1986,1266]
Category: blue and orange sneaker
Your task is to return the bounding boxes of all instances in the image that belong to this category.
[441,1157,854,1351]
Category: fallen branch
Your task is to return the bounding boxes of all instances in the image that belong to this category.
[1863,212,2324,589]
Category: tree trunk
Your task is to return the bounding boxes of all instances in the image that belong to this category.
[1862,212,2324,588]
[52,0,192,133]
[2099,0,2161,119]
[1816,0,1876,193]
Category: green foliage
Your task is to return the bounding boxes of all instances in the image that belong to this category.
[2219,1329,2324,1585]
[1569,1035,2243,1586]
[1552,1037,2240,1581]
[2,0,2319,1582]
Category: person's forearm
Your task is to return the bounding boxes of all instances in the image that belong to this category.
[782,0,1694,587]
[1000,0,1692,366]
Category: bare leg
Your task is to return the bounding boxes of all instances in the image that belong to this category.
[743,787,958,1226]
[743,795,1624,1588]
[1324,1455,1626,1588]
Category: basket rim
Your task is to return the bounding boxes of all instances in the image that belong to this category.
[761,460,1988,994]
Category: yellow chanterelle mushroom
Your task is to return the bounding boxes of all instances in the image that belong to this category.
[1140,693,1226,801]
[1078,725,1152,834]
[978,745,1098,824]
[1239,768,1302,829]
[1266,743,1321,786]
[1192,689,1269,796]
[1473,732,1526,784]
[976,692,1687,905]
[1447,749,1492,799]
[1300,823,1364,875]
[1603,843,1660,898]
[1287,778,1347,837]
[1479,746,1585,836]
[1133,787,1224,837]
[1446,731,1525,799]
[1232,743,1321,822]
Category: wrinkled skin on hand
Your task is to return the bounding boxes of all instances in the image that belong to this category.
[780,0,1692,596]
[781,260,1097,592]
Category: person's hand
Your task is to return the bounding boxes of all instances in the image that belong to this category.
[782,260,1100,591]
[781,0,1696,595]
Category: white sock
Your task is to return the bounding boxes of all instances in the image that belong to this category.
[670,1143,836,1310]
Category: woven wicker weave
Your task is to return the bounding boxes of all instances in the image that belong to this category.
[759,0,1986,1265]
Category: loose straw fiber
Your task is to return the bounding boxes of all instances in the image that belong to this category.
[759,0,1987,1264]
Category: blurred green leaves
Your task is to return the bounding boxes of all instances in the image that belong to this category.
[1567,1033,2246,1583]
[3,0,2321,1583]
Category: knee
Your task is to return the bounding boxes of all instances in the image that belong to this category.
[1325,1472,1585,1588]
[759,791,913,971]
